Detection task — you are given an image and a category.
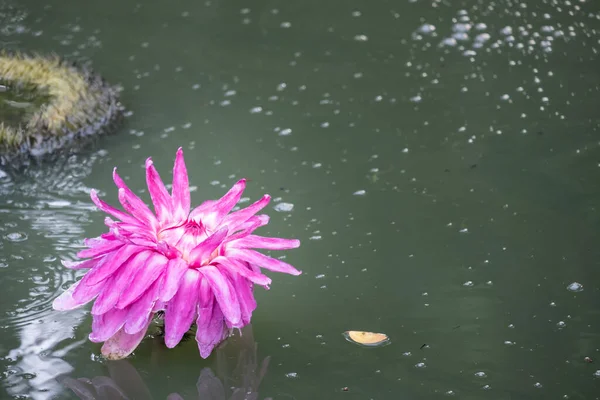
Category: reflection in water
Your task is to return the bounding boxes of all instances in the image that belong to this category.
[1,151,107,399]
[4,312,87,400]
[62,326,270,400]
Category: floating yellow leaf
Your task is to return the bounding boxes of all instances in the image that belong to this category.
[343,330,390,347]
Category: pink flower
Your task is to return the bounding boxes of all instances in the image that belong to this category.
[52,148,301,359]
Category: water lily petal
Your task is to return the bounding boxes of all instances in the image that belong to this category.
[113,169,159,230]
[226,248,301,276]
[213,256,271,286]
[116,253,167,309]
[190,179,246,228]
[220,195,270,231]
[53,279,103,310]
[152,300,166,313]
[124,278,162,334]
[89,307,130,342]
[188,227,228,267]
[90,189,139,226]
[171,147,190,223]
[91,251,152,315]
[229,272,256,326]
[91,274,122,315]
[199,265,241,326]
[164,269,201,348]
[104,219,157,242]
[101,319,152,360]
[78,238,123,259]
[159,258,189,302]
[61,258,99,270]
[84,245,141,286]
[196,280,228,359]
[228,235,300,250]
[146,158,173,225]
[226,215,270,240]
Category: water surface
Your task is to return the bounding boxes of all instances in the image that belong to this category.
[1,0,600,398]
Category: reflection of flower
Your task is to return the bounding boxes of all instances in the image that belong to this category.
[61,326,270,400]
[53,148,301,359]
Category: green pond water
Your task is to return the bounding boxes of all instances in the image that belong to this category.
[1,0,600,398]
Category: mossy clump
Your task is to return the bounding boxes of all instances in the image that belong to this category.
[0,52,122,166]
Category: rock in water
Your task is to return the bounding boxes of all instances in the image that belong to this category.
[0,51,123,167]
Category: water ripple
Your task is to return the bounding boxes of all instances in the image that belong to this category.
[0,151,106,400]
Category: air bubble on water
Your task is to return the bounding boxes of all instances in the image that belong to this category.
[439,37,457,47]
[445,390,455,396]
[474,33,491,44]
[463,281,474,287]
[593,370,600,378]
[279,128,292,136]
[417,24,436,34]
[474,371,487,378]
[285,372,298,378]
[501,26,513,35]
[274,202,294,212]
[316,274,325,279]
[415,362,426,369]
[249,106,263,114]
[566,282,583,292]
[354,34,368,42]
[453,23,471,33]
[533,382,543,388]
[353,190,366,196]
[5,232,27,242]
[453,32,469,41]
[280,22,292,28]
[556,321,566,328]
[482,385,491,390]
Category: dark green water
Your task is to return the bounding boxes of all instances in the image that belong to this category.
[1,0,600,398]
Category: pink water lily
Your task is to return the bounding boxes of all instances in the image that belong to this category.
[53,148,301,359]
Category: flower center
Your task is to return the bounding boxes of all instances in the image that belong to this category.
[157,219,211,263]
